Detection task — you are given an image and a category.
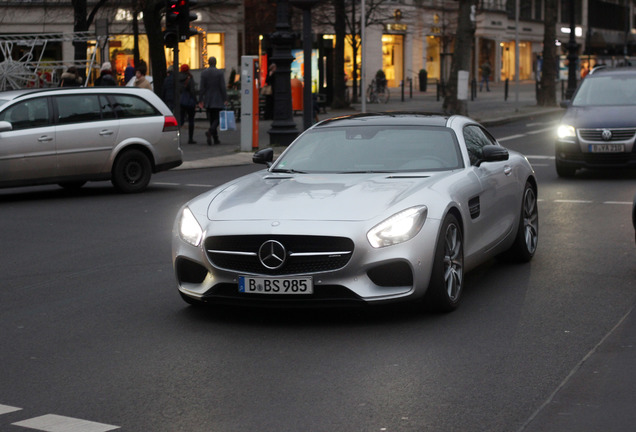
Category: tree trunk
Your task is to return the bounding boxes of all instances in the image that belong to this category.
[442,0,477,116]
[538,0,558,106]
[72,0,89,81]
[332,0,348,108]
[350,0,358,104]
[142,0,167,97]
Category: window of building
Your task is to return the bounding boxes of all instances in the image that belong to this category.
[206,33,225,69]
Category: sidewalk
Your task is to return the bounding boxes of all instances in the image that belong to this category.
[176,80,563,170]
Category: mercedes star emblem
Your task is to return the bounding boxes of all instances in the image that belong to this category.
[258,240,287,269]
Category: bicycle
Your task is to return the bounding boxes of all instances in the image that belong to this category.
[366,78,390,104]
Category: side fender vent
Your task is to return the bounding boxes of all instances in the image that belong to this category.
[468,196,480,219]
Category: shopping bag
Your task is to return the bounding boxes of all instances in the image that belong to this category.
[219,109,236,131]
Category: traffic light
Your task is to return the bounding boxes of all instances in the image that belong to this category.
[164,0,180,47]
[178,0,199,41]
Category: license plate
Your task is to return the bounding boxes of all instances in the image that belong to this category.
[239,276,313,295]
[588,144,625,153]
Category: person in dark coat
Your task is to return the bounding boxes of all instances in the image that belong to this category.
[179,64,198,144]
[198,56,227,145]
[59,66,82,87]
[95,62,117,86]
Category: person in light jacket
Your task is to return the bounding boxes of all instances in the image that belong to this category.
[198,56,227,145]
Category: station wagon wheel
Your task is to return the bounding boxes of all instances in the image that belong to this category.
[112,149,152,193]
[504,181,539,262]
[425,213,464,313]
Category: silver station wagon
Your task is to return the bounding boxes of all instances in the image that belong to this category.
[0,87,182,193]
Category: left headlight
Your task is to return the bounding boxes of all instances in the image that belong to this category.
[178,207,203,247]
[367,206,428,248]
[557,124,576,140]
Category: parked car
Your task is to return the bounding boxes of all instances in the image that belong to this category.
[172,113,539,312]
[556,67,636,177]
[0,87,181,193]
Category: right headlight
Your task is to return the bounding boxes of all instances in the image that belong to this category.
[367,206,428,248]
[557,124,576,140]
[178,207,203,247]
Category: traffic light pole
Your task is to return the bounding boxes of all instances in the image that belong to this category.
[173,41,180,128]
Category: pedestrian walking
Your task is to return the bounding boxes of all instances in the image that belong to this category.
[59,66,83,87]
[94,62,116,86]
[199,56,227,145]
[480,60,491,92]
[179,64,198,144]
[133,63,152,90]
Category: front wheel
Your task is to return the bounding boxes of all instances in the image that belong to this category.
[111,149,152,193]
[504,182,539,262]
[424,213,464,313]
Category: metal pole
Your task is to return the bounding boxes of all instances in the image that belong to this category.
[302,8,312,130]
[361,0,366,113]
[565,0,579,99]
[514,0,520,110]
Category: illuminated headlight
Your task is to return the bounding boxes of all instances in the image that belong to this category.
[367,206,428,248]
[557,124,576,140]
[178,207,203,247]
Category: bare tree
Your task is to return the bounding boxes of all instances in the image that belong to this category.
[141,0,168,96]
[72,0,109,80]
[442,0,477,115]
[538,0,558,106]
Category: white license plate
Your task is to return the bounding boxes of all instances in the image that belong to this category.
[239,276,313,295]
[588,144,625,153]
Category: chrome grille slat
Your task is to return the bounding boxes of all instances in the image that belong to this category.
[578,128,636,142]
[204,235,355,276]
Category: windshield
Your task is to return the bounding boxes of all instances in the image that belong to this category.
[0,99,10,109]
[272,125,463,173]
[572,74,636,106]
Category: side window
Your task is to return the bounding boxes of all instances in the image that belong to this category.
[463,125,496,166]
[0,98,50,131]
[109,94,159,119]
[56,95,104,125]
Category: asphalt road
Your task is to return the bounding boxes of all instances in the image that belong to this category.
[1,113,635,432]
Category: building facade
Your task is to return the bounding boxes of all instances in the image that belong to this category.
[0,0,634,92]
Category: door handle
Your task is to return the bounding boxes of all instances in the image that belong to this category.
[38,136,53,142]
[504,166,512,176]
[99,130,114,136]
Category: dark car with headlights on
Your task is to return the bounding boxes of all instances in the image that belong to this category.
[172,113,539,313]
[556,67,636,177]
[0,87,181,193]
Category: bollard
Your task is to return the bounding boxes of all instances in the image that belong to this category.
[409,77,412,99]
[504,78,509,101]
[471,78,477,101]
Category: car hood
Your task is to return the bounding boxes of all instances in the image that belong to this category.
[562,105,636,129]
[206,171,449,222]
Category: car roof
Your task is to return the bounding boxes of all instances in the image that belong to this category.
[587,66,636,77]
[316,112,452,128]
[0,86,154,101]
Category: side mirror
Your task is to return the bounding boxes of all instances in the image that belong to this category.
[478,145,509,166]
[253,147,274,165]
[0,121,13,132]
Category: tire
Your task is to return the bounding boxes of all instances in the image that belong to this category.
[555,158,576,177]
[504,181,539,262]
[111,149,152,193]
[424,213,464,313]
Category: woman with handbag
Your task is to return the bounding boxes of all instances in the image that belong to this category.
[179,64,198,144]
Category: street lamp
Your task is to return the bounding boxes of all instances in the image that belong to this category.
[267,0,299,146]
[290,0,320,131]
[565,0,579,99]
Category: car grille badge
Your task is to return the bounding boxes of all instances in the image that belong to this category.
[258,240,287,270]
[601,129,612,141]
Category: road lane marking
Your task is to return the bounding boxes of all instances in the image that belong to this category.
[554,199,594,203]
[0,404,21,415]
[603,201,633,205]
[527,127,555,135]
[498,134,525,142]
[185,183,215,187]
[13,414,120,432]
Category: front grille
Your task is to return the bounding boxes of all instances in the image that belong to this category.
[205,235,354,276]
[578,128,636,142]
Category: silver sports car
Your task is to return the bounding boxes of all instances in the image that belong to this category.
[172,113,539,312]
